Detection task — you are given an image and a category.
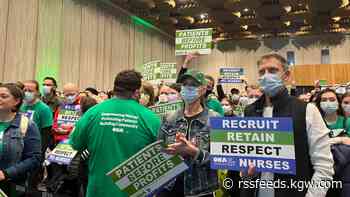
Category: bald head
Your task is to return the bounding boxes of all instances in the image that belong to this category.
[63,83,79,97]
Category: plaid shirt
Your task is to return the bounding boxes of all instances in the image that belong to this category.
[158,107,220,196]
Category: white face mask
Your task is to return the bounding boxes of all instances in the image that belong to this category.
[239,97,249,106]
[231,94,240,101]
[247,97,258,105]
[158,94,168,103]
[222,105,232,113]
[342,104,350,114]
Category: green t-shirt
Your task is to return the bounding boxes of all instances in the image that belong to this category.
[69,98,161,197]
[0,122,11,154]
[327,116,350,137]
[20,100,53,132]
[206,98,224,116]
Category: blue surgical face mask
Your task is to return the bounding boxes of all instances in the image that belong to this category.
[42,85,52,96]
[258,72,284,97]
[181,86,199,104]
[24,91,35,103]
[66,94,77,104]
[320,101,339,114]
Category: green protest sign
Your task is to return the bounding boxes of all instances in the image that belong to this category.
[319,79,327,86]
[142,61,177,84]
[0,189,7,197]
[175,28,212,56]
[107,140,188,197]
[159,63,177,83]
[149,101,183,117]
[142,61,161,83]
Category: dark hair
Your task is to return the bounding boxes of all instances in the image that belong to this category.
[205,75,215,85]
[0,83,24,112]
[169,83,181,93]
[107,90,114,99]
[114,70,142,98]
[142,81,155,106]
[341,92,350,103]
[16,81,24,90]
[85,87,99,96]
[231,88,240,95]
[257,53,288,71]
[80,96,98,114]
[24,80,40,91]
[44,77,57,88]
[221,96,234,106]
[315,88,342,117]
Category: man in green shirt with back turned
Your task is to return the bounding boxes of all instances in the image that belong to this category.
[70,70,161,197]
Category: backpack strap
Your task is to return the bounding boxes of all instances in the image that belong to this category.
[20,115,29,138]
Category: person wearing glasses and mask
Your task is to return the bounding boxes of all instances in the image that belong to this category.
[158,69,220,197]
[52,83,81,144]
[241,54,334,197]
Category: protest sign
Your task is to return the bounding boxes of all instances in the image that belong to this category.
[142,61,161,83]
[175,28,212,56]
[219,68,244,84]
[0,189,7,197]
[210,117,296,175]
[159,63,177,83]
[47,140,78,165]
[107,140,188,197]
[142,61,177,84]
[149,101,183,117]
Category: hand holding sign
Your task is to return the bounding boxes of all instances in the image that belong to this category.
[164,132,199,158]
[183,52,200,68]
[0,170,5,181]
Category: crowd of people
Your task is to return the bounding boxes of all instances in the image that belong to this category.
[0,53,349,197]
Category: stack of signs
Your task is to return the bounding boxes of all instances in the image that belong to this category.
[149,101,183,117]
[47,140,78,165]
[209,117,296,175]
[107,140,188,197]
[175,28,212,56]
[142,60,161,84]
[0,189,7,197]
[142,61,177,84]
[219,68,244,84]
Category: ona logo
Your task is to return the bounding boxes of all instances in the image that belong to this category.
[213,157,227,163]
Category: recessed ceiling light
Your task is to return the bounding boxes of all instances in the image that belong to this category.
[243,8,249,12]
[232,11,241,18]
[200,13,208,19]
[284,21,291,26]
[332,16,341,22]
[284,6,292,13]
[241,25,248,30]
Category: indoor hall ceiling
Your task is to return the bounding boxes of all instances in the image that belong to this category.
[99,0,350,41]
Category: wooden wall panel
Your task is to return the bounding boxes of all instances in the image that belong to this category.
[4,0,38,82]
[0,0,9,81]
[0,0,175,90]
[60,0,82,86]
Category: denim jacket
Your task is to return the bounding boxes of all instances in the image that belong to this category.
[0,113,41,182]
[158,107,220,196]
